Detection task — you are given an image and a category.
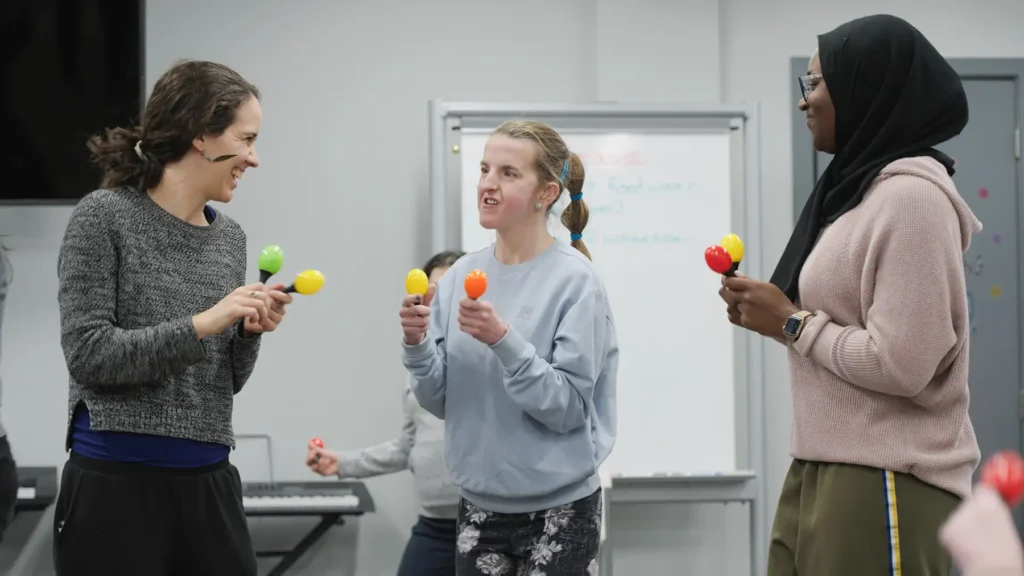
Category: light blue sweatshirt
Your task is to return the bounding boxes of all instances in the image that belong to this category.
[401,240,618,514]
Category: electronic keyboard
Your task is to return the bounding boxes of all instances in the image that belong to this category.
[241,481,369,516]
[13,467,57,512]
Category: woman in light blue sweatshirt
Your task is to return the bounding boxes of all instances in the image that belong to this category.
[399,120,619,576]
[308,250,464,576]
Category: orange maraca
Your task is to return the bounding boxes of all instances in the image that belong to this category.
[465,270,488,300]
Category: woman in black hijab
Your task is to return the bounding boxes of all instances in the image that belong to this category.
[720,14,982,575]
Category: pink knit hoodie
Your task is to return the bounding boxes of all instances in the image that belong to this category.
[790,156,983,499]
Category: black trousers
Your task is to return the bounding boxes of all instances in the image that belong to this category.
[397,515,457,576]
[53,451,256,576]
[0,435,17,545]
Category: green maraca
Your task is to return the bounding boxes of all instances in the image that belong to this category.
[258,245,284,283]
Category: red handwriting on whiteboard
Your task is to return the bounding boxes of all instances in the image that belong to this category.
[577,152,643,167]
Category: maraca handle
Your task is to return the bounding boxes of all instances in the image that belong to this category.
[283,285,297,294]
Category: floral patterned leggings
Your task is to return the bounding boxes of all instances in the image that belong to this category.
[455,488,602,576]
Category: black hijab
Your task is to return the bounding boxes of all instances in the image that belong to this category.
[770,14,968,302]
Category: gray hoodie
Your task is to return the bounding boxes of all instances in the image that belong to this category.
[335,377,459,518]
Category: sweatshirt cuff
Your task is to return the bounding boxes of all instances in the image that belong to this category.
[402,336,435,361]
[489,325,534,370]
[334,454,361,479]
[791,310,842,371]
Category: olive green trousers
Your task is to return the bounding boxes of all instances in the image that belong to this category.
[768,459,961,576]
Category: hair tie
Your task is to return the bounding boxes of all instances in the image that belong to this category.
[570,193,583,201]
[134,140,145,160]
[559,158,570,181]
[570,233,582,241]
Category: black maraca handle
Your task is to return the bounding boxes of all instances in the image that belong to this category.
[259,270,273,284]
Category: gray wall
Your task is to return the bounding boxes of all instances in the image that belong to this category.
[4,1,1024,575]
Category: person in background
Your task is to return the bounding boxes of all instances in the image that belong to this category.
[0,247,15,544]
[400,120,618,576]
[940,483,1024,575]
[307,250,465,576]
[54,59,292,576]
[719,14,980,575]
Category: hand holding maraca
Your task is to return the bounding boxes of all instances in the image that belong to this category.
[306,437,340,477]
[458,269,506,345]
[400,268,436,345]
[242,282,292,334]
[194,284,271,339]
[939,451,1024,574]
[719,275,799,339]
[712,233,799,339]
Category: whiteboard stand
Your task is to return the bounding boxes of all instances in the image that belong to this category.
[428,101,767,576]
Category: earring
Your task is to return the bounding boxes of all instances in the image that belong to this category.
[535,203,543,211]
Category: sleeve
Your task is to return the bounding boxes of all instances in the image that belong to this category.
[58,195,208,387]
[336,385,416,478]
[231,327,262,394]
[490,287,609,433]
[792,180,963,397]
[230,231,261,394]
[402,272,454,419]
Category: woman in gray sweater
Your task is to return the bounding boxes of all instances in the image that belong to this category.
[307,250,464,576]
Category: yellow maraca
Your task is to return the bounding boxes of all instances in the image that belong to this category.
[284,269,325,295]
[720,234,744,277]
[405,269,429,297]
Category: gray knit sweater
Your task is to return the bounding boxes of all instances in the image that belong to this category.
[57,188,261,449]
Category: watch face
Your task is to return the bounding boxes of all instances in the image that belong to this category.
[783,316,802,337]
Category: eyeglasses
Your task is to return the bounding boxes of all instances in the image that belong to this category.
[798,74,823,102]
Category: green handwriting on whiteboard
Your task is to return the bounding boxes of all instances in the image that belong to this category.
[588,202,624,214]
[607,177,697,194]
[603,233,689,244]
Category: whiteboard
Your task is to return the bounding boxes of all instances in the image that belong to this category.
[457,130,736,476]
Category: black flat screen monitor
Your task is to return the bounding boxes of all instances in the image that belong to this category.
[1,0,144,204]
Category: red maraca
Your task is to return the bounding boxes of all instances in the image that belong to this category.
[981,450,1024,506]
[310,437,324,464]
[705,245,733,275]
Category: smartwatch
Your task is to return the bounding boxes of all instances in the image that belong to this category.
[783,311,814,343]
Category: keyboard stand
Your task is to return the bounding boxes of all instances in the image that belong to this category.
[243,481,375,575]
[256,513,343,576]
